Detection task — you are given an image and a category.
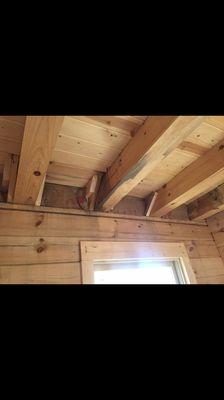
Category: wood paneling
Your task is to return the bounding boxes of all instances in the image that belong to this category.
[206,211,224,282]
[0,206,223,284]
[0,263,81,284]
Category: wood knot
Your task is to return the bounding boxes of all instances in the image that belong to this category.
[34,171,41,176]
[35,220,42,227]
[37,246,44,253]
[35,214,44,227]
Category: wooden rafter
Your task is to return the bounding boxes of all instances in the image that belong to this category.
[145,192,158,217]
[188,183,224,220]
[14,116,64,205]
[7,155,19,203]
[151,139,224,217]
[95,116,205,211]
[85,173,103,211]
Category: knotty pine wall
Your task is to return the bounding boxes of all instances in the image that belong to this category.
[0,206,224,284]
[207,210,224,283]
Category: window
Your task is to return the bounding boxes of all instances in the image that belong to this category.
[93,259,187,284]
[80,241,197,284]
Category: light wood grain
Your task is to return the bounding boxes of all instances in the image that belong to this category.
[7,155,19,202]
[14,116,64,205]
[1,156,12,192]
[0,201,208,225]
[96,116,205,211]
[0,206,222,284]
[35,175,46,206]
[0,262,81,284]
[151,138,224,217]
[145,192,158,217]
[188,184,224,220]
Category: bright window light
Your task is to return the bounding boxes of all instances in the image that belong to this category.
[94,260,186,284]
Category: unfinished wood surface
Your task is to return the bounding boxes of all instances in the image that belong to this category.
[35,175,46,206]
[1,156,12,192]
[0,117,25,155]
[151,138,224,217]
[2,115,224,205]
[96,116,204,211]
[46,162,94,188]
[81,241,197,284]
[88,173,103,211]
[0,207,222,284]
[14,116,64,205]
[7,155,19,203]
[145,192,158,217]
[85,175,98,199]
[0,201,208,225]
[130,116,224,199]
[129,148,200,198]
[188,184,224,220]
[206,211,224,282]
[51,116,135,175]
[0,263,81,284]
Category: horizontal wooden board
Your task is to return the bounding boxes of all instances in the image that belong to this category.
[197,275,224,284]
[46,162,94,187]
[0,236,80,265]
[61,117,131,147]
[52,150,109,172]
[0,209,211,239]
[0,206,222,284]
[207,210,224,232]
[191,258,224,278]
[0,201,208,225]
[55,134,121,162]
[0,262,81,284]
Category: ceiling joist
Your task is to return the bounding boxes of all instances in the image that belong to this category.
[95,116,205,211]
[151,139,224,217]
[14,116,64,205]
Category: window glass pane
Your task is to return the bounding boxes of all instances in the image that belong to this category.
[93,260,181,284]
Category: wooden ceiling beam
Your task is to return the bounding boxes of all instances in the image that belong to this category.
[14,116,64,205]
[188,183,224,220]
[151,139,224,217]
[95,116,205,211]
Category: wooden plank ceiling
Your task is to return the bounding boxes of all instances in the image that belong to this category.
[1,115,224,220]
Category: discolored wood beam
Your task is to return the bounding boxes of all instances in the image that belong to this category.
[96,116,205,211]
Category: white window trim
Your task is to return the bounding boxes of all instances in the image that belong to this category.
[80,241,197,284]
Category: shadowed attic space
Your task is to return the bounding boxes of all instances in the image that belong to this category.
[1,115,224,284]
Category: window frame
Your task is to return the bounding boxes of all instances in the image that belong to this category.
[80,241,197,284]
